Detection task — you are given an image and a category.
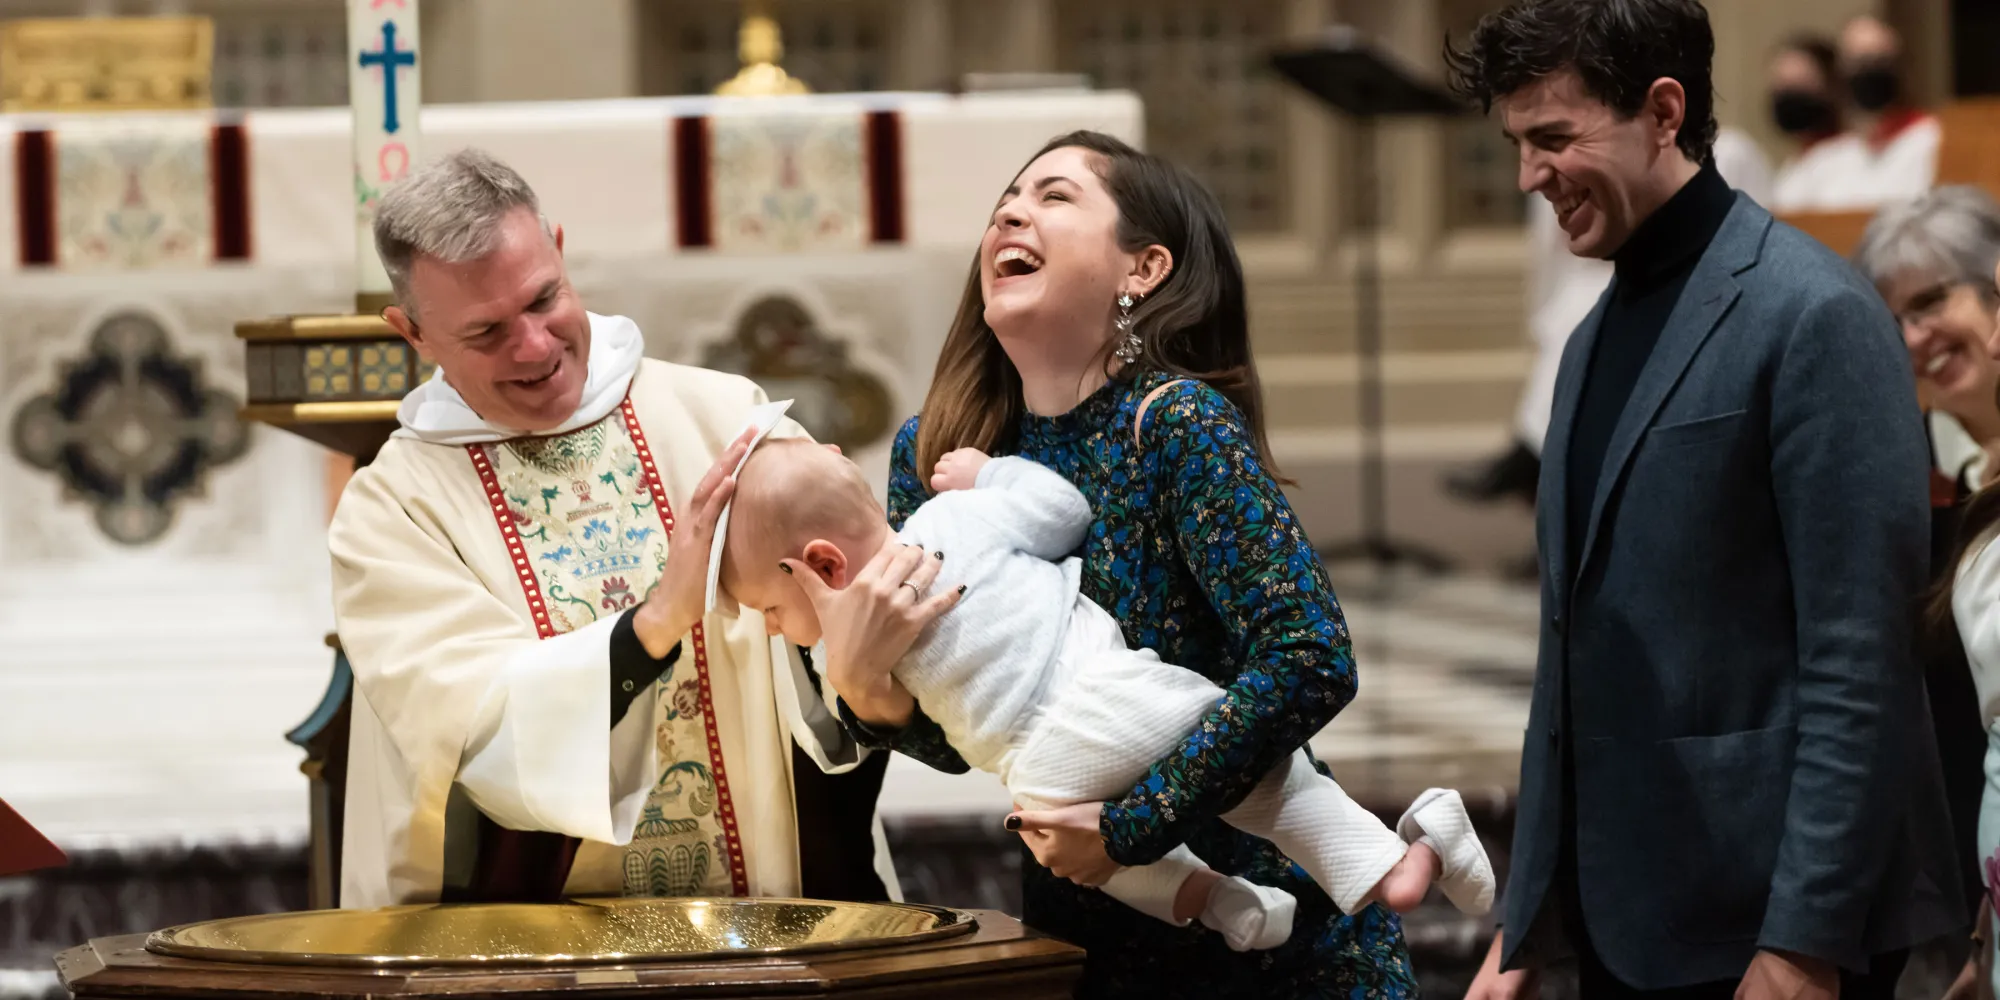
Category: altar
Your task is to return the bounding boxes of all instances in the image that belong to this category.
[0,80,1138,966]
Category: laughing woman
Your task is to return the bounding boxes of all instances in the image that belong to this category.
[825,130,1416,996]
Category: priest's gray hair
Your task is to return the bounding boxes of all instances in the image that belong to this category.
[373,148,552,320]
[1853,186,2000,300]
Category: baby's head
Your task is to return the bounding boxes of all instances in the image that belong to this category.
[718,437,890,644]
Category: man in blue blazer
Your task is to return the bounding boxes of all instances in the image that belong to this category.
[1446,1,1963,997]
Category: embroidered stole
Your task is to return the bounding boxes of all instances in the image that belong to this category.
[468,397,747,897]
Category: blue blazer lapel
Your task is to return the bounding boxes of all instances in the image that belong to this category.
[1540,291,1610,610]
[1573,195,1770,581]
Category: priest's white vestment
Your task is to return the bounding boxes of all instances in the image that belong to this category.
[329,314,890,908]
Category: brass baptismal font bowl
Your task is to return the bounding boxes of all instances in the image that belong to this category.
[144,897,976,967]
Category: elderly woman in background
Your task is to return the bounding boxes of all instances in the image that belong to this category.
[1855,187,2000,495]
[1854,185,2000,973]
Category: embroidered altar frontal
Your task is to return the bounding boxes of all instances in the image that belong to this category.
[2,92,1141,272]
[12,117,249,268]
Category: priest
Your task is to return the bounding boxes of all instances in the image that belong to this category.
[329,148,896,909]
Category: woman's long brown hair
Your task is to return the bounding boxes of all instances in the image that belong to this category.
[913,130,1284,490]
[1925,480,2000,671]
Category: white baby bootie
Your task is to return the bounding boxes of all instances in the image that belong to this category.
[1395,788,1497,915]
[1199,876,1297,951]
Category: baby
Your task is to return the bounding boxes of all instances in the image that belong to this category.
[718,437,1494,950]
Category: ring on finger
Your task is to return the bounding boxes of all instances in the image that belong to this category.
[899,581,923,598]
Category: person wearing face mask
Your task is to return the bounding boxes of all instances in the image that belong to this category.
[1853,186,2000,982]
[1768,35,1850,213]
[1775,16,1940,213]
[1445,1,1963,997]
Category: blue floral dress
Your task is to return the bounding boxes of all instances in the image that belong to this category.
[844,370,1416,997]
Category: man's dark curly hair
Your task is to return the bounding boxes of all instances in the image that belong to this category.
[1442,0,1718,165]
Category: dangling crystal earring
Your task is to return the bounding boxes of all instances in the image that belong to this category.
[1114,293,1142,363]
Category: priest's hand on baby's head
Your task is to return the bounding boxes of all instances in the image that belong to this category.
[631,425,758,657]
[930,448,991,493]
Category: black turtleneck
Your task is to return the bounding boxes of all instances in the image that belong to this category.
[1563,160,1736,577]
[1547,160,1736,951]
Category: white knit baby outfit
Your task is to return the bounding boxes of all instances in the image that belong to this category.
[893,457,1491,933]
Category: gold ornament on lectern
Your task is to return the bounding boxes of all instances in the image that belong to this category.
[716,1,810,96]
[0,16,212,112]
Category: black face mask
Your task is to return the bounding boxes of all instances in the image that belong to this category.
[1771,90,1836,136]
[1846,63,1902,111]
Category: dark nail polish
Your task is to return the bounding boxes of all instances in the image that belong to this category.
[1004,816,1021,831]
[779,563,792,574]
[957,585,967,595]
[933,551,944,561]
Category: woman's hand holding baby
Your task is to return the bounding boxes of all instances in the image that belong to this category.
[783,543,961,728]
[930,448,991,493]
[1007,802,1120,886]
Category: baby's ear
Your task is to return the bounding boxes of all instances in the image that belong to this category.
[801,538,849,587]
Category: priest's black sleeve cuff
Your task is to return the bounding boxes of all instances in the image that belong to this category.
[796,645,823,698]
[610,608,680,728]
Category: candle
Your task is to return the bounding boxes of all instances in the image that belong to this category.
[348,0,421,303]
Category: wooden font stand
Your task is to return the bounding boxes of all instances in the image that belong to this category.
[57,910,1085,999]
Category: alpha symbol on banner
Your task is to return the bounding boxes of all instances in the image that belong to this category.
[357,20,416,134]
[379,143,410,182]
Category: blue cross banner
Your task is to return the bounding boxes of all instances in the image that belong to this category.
[357,20,417,135]
[347,0,422,293]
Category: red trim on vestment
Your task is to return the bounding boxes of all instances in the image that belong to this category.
[470,443,556,639]
[620,396,749,898]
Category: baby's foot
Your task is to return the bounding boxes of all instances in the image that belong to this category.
[1361,841,1441,913]
[1395,788,1496,915]
[1198,876,1297,951]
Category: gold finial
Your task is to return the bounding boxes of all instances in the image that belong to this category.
[716,1,808,97]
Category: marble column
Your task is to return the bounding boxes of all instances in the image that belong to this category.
[421,0,640,104]
[1284,0,1338,261]
[894,0,952,93]
[1001,0,1057,75]
[1886,0,1951,109]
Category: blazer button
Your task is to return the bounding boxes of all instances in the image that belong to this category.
[1550,614,1564,636]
